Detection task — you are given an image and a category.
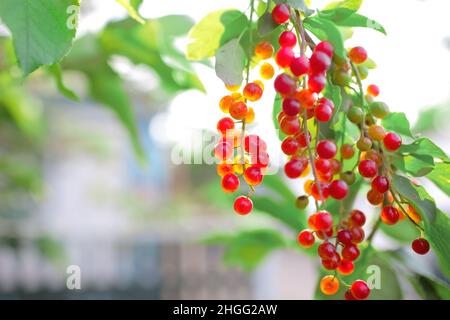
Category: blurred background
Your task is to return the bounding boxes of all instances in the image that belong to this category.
[0,0,449,299]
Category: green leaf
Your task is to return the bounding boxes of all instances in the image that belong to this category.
[427,162,450,196]
[0,0,79,75]
[257,12,279,37]
[116,0,145,24]
[393,154,435,177]
[320,9,386,35]
[381,219,420,243]
[413,103,450,133]
[400,137,449,162]
[204,229,289,271]
[381,112,414,138]
[36,236,66,264]
[187,9,248,61]
[303,16,345,58]
[324,0,363,11]
[362,57,377,69]
[47,64,79,101]
[215,39,246,86]
[392,175,450,279]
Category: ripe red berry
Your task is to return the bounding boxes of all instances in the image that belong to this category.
[308,73,326,93]
[282,97,301,116]
[350,226,365,243]
[367,188,383,206]
[349,46,368,64]
[279,31,297,47]
[412,238,430,255]
[250,151,270,168]
[350,280,370,300]
[296,131,311,148]
[290,55,309,76]
[338,260,354,275]
[383,132,402,151]
[296,89,316,108]
[350,209,366,226]
[314,158,331,175]
[315,228,333,240]
[217,117,235,135]
[221,173,240,193]
[315,211,333,231]
[271,3,290,25]
[367,84,380,97]
[337,229,353,245]
[310,51,332,73]
[316,140,337,159]
[284,157,308,178]
[371,175,390,193]
[314,103,333,122]
[318,242,336,259]
[214,141,233,160]
[280,115,300,135]
[243,82,263,101]
[381,205,400,225]
[281,136,300,155]
[311,182,330,201]
[341,144,355,159]
[244,165,263,186]
[244,134,267,154]
[234,196,253,215]
[322,252,341,270]
[329,180,349,200]
[276,46,295,68]
[274,73,296,96]
[342,243,360,261]
[358,159,377,178]
[315,41,334,57]
[345,290,356,300]
[297,230,315,248]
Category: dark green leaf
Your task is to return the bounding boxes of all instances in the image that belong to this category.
[187,9,248,60]
[427,162,450,196]
[257,12,280,37]
[382,112,414,138]
[215,39,246,86]
[400,137,449,162]
[393,154,435,177]
[0,0,79,75]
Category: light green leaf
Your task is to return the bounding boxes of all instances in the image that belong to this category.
[303,16,345,58]
[187,9,248,61]
[324,0,363,11]
[393,154,435,177]
[47,64,79,101]
[400,137,449,162]
[381,112,414,138]
[215,39,246,86]
[116,0,145,24]
[336,13,386,35]
[0,0,79,75]
[427,162,450,196]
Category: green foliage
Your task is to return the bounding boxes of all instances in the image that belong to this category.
[304,15,346,58]
[382,112,414,138]
[116,0,145,24]
[215,39,246,86]
[319,9,386,35]
[324,0,364,11]
[0,0,79,75]
[187,9,248,61]
[47,64,80,101]
[427,163,450,196]
[203,229,290,271]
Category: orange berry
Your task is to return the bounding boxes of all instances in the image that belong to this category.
[368,125,386,141]
[320,275,340,295]
[254,41,274,59]
[295,89,317,109]
[217,163,234,177]
[304,179,314,195]
[367,188,383,206]
[260,62,275,80]
[245,107,255,123]
[229,101,248,120]
[219,95,233,113]
[243,82,263,102]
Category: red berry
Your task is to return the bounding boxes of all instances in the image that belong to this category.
[284,157,308,178]
[330,159,341,174]
[281,136,300,155]
[318,242,336,259]
[280,115,300,135]
[244,135,267,154]
[338,260,354,275]
[314,103,333,122]
[315,228,333,240]
[282,97,301,116]
[272,3,290,25]
[350,226,365,243]
[367,84,380,97]
[243,82,263,101]
[308,73,326,93]
[412,238,430,255]
[244,165,263,186]
[317,140,337,159]
[311,182,330,201]
[383,132,402,151]
[315,41,334,57]
[297,230,315,248]
[310,51,332,73]
[296,131,311,148]
[214,141,233,160]
[349,46,368,64]
[234,196,253,215]
[345,290,356,300]
[350,280,370,300]
[358,159,377,178]
[371,175,390,193]
[322,252,341,270]
[381,205,400,225]
[217,117,235,135]
[279,31,297,47]
[290,55,309,76]
[337,229,353,245]
[314,158,331,175]
[274,73,296,96]
[276,46,295,68]
[315,211,333,231]
[350,209,366,226]
[250,151,270,168]
[342,244,360,261]
[222,173,240,193]
[329,180,348,200]
[341,144,355,159]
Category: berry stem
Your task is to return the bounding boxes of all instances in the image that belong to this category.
[390,188,424,231]
[349,61,367,135]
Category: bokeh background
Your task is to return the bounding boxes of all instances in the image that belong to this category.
[0,0,449,299]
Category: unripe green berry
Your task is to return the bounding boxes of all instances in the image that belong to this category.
[348,107,364,124]
[357,137,373,151]
[341,171,356,185]
[295,195,309,209]
[370,101,390,119]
